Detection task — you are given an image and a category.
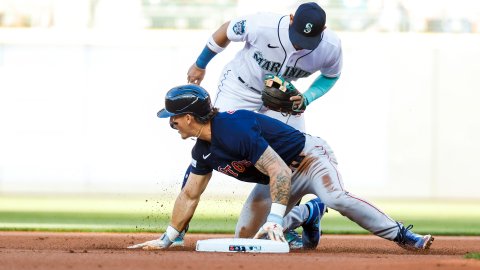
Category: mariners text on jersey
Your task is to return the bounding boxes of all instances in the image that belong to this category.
[253,51,312,78]
[224,12,343,93]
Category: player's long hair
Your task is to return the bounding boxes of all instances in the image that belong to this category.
[193,107,219,125]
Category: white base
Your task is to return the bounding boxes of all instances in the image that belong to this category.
[196,238,289,253]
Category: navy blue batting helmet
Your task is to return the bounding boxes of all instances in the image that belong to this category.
[157,84,212,119]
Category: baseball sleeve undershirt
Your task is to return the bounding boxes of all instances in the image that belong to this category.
[304,73,341,106]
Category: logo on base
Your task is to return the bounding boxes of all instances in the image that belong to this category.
[229,245,261,252]
[229,245,246,252]
[248,246,261,251]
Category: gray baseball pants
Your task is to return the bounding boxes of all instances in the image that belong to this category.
[235,135,399,241]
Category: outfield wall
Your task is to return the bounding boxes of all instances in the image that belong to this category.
[0,29,479,200]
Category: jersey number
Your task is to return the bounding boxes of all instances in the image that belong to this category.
[218,160,252,177]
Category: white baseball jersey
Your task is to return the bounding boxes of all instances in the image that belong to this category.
[225,12,343,93]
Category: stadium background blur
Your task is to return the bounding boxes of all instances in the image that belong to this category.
[0,0,479,233]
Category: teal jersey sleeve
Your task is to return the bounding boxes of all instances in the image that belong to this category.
[303,73,341,106]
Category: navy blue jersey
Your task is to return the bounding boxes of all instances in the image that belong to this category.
[190,110,305,185]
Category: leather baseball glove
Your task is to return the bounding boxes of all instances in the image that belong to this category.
[261,74,306,116]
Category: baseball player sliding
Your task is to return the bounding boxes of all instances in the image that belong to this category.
[129,85,434,251]
[178,2,343,248]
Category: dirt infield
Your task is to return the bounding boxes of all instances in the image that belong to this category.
[1,232,479,270]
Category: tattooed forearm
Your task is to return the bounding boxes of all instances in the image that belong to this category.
[255,146,292,205]
[269,169,291,205]
[255,146,278,175]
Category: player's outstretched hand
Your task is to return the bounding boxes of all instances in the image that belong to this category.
[253,222,287,242]
[187,63,206,85]
[127,236,170,250]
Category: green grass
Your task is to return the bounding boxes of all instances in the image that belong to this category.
[463,253,480,260]
[1,196,480,235]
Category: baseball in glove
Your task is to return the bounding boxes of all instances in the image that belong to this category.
[261,74,306,116]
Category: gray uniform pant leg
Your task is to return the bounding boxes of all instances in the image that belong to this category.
[235,141,399,241]
[289,144,399,241]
